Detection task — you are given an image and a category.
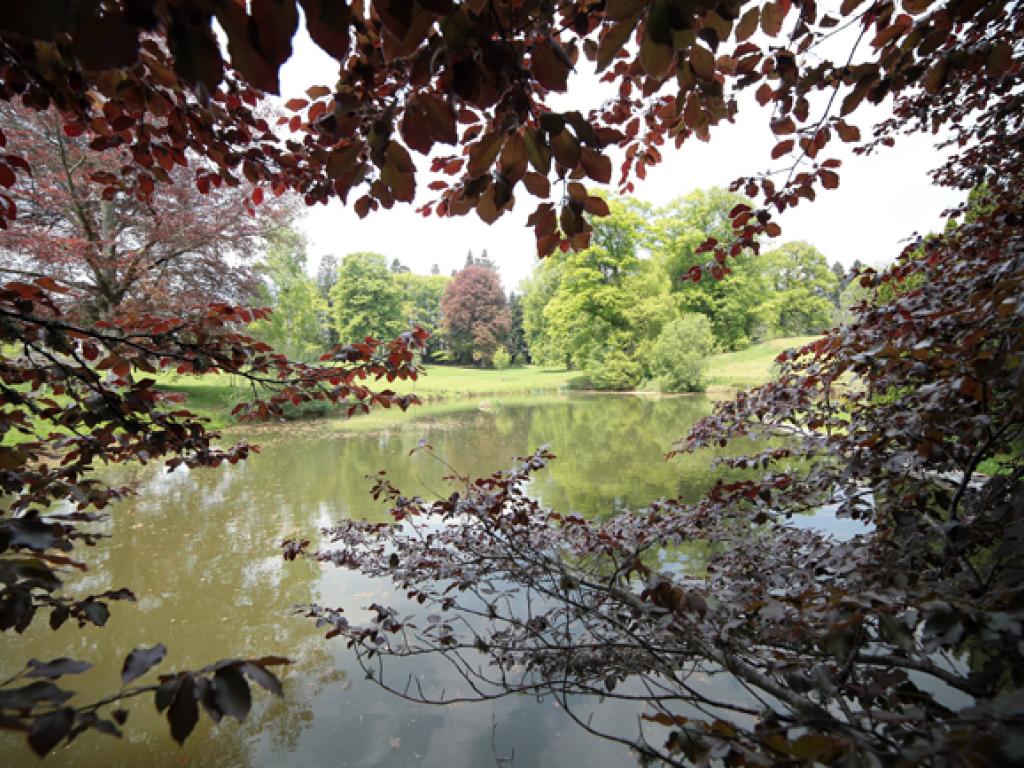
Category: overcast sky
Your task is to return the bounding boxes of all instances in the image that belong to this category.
[276,25,963,291]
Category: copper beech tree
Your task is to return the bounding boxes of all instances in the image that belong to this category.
[0,101,295,321]
[0,0,1021,763]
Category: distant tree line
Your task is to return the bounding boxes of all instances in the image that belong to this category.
[252,239,523,367]
[254,188,863,384]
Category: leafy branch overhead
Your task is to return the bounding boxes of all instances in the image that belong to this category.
[1,1,1014,258]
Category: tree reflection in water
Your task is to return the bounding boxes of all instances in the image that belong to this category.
[1,394,752,767]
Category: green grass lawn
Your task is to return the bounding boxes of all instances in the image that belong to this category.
[5,339,818,442]
[388,365,573,398]
[147,366,575,431]
[705,336,820,389]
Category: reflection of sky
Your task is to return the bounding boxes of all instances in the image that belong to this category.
[787,503,873,541]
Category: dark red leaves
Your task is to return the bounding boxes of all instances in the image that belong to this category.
[760,2,785,36]
[382,141,416,201]
[584,195,609,216]
[771,140,794,159]
[835,121,861,143]
[531,38,571,91]
[70,10,139,71]
[122,644,168,684]
[0,163,15,188]
[688,45,716,82]
[770,117,796,135]
[401,103,433,154]
[819,169,839,189]
[596,20,636,72]
[499,133,528,182]
[639,34,673,79]
[580,147,611,184]
[735,8,760,41]
[467,132,504,178]
[523,171,550,198]
[605,0,646,21]
[417,94,458,146]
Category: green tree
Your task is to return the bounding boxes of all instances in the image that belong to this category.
[520,257,568,367]
[651,189,766,350]
[538,198,673,387]
[830,260,846,306]
[394,271,450,361]
[506,292,530,364]
[329,252,404,343]
[315,254,338,300]
[250,228,324,361]
[315,254,340,346]
[492,347,512,369]
[751,242,838,336]
[649,314,715,392]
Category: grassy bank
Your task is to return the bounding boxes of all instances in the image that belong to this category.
[387,365,572,399]
[3,338,817,442]
[704,335,819,390]
[153,365,575,430]
[145,338,822,430]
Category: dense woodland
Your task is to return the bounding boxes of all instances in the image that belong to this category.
[0,2,1021,767]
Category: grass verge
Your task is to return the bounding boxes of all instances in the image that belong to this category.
[5,338,819,442]
[704,336,820,390]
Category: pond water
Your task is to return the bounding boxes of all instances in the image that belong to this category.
[1,393,837,767]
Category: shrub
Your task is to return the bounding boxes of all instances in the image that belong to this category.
[492,348,512,369]
[582,347,645,391]
[649,314,714,393]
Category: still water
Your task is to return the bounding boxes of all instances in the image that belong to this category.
[1,393,794,767]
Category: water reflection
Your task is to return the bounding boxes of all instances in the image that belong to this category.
[0,394,760,767]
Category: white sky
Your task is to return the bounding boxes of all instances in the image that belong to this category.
[277,24,963,291]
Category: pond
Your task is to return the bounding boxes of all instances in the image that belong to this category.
[0,393,844,767]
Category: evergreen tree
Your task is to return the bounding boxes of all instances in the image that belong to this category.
[315,254,340,346]
[506,293,530,364]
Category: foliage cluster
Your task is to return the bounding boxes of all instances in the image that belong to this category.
[440,263,512,366]
[522,190,841,391]
[0,276,425,749]
[254,244,521,367]
[0,102,292,321]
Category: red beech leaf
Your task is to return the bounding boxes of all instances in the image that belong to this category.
[771,140,794,159]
